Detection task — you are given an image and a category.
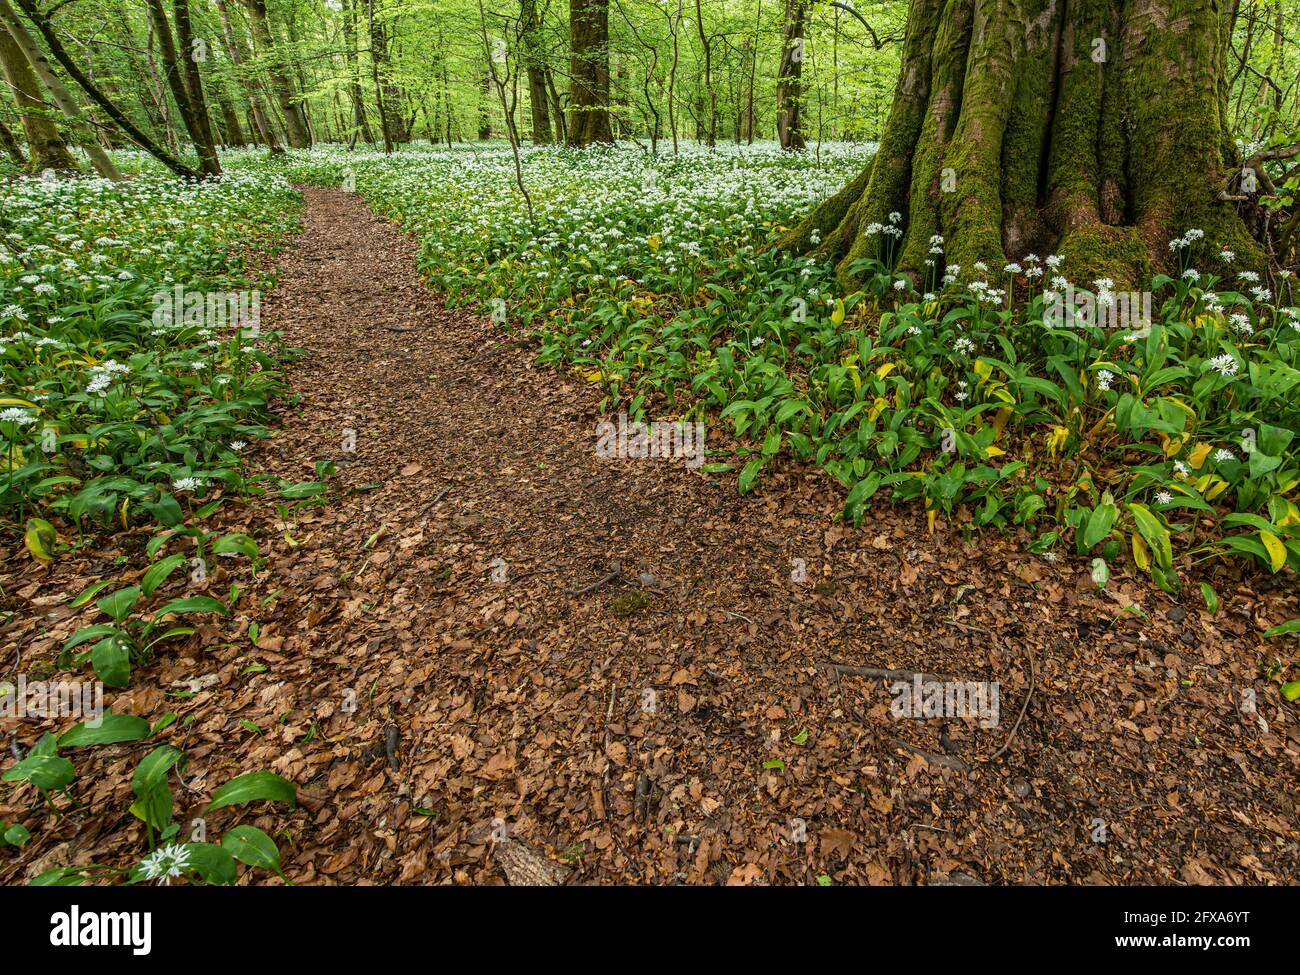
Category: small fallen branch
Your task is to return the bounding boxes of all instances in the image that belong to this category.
[570,562,622,595]
[815,662,942,683]
[984,650,1036,763]
[890,738,969,772]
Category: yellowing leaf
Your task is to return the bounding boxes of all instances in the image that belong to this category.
[1131,532,1151,572]
[874,361,895,380]
[1259,530,1287,572]
[1045,425,1069,461]
[1204,477,1229,502]
[24,518,56,563]
[1188,443,1211,470]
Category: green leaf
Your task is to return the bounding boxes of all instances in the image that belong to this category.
[1082,503,1118,551]
[183,843,238,885]
[70,579,116,608]
[1281,682,1300,702]
[129,745,185,831]
[151,595,228,621]
[737,457,763,495]
[62,624,119,654]
[212,534,260,558]
[95,586,141,624]
[1199,583,1219,615]
[221,825,283,875]
[59,712,150,748]
[2,753,75,792]
[205,770,296,812]
[29,867,86,886]
[141,554,187,598]
[91,638,131,688]
[3,823,31,846]
[1262,618,1300,639]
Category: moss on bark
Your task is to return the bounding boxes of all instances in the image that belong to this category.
[773,0,1265,288]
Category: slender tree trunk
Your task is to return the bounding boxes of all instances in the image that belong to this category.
[341,0,374,145]
[476,70,491,139]
[546,68,567,143]
[0,0,119,177]
[0,16,75,171]
[214,0,281,154]
[775,0,807,150]
[146,0,220,175]
[366,0,392,152]
[215,82,246,146]
[243,0,309,147]
[567,0,612,145]
[521,0,552,143]
[368,0,406,144]
[775,0,1263,288]
[693,0,715,145]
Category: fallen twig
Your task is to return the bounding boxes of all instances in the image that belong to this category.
[985,650,1036,762]
[570,563,622,595]
[815,662,942,682]
[891,738,969,772]
[417,486,450,517]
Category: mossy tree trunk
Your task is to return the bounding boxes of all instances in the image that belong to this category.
[0,114,25,165]
[567,0,613,146]
[776,0,1261,288]
[0,20,75,172]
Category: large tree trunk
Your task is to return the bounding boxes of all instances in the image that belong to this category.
[170,0,222,173]
[0,0,119,178]
[776,0,1261,288]
[567,0,612,146]
[0,114,24,164]
[146,0,220,176]
[13,0,197,176]
[243,0,310,148]
[775,0,806,150]
[0,17,75,171]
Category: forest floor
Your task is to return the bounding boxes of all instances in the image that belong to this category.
[4,187,1298,885]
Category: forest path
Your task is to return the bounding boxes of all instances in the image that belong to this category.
[155,187,1297,884]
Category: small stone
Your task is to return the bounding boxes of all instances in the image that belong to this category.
[1169,607,1187,622]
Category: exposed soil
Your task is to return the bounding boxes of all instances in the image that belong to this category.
[3,187,1297,886]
